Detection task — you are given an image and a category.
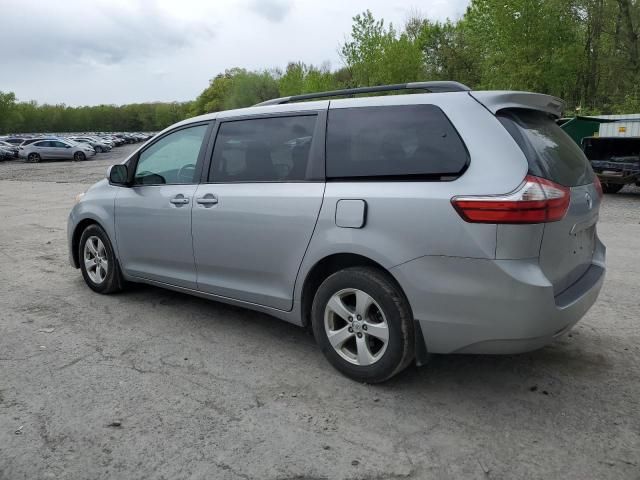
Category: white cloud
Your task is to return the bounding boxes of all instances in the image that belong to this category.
[0,0,470,105]
[248,0,294,22]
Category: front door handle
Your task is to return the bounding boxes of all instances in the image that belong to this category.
[196,194,218,207]
[170,194,190,206]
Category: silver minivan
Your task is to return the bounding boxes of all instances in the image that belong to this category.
[68,82,606,382]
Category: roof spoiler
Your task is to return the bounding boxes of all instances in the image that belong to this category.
[470,91,565,118]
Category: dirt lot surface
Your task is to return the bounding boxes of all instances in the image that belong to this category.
[1,147,639,479]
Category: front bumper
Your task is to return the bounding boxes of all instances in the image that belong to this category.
[391,239,606,355]
[67,209,79,268]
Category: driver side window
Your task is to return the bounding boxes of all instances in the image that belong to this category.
[134,124,208,185]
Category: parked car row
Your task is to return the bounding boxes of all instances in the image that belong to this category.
[0,140,20,159]
[0,132,154,162]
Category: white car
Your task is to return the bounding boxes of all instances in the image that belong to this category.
[69,136,112,153]
[21,139,95,162]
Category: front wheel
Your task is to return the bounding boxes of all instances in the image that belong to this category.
[95,146,103,153]
[27,152,41,163]
[74,151,86,162]
[311,267,415,383]
[79,224,124,294]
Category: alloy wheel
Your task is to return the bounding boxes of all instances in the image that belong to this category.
[324,288,389,366]
[83,236,108,284]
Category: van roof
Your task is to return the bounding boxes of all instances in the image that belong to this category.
[176,84,565,132]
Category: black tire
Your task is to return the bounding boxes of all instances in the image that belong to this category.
[95,146,103,153]
[74,151,86,162]
[79,224,124,294]
[311,267,415,383]
[27,152,41,163]
[602,183,624,194]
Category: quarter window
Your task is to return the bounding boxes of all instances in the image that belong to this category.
[134,124,208,185]
[209,115,317,182]
[326,105,468,179]
[498,109,594,187]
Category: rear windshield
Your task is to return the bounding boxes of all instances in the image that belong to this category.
[498,109,594,187]
[326,105,469,180]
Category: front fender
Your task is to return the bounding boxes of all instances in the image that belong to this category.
[67,180,118,267]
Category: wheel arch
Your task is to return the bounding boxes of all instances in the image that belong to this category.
[300,253,408,328]
[299,252,429,367]
[71,218,108,268]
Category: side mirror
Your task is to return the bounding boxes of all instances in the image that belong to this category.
[108,164,129,186]
[65,145,71,148]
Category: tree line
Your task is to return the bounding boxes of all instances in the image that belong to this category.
[2,0,639,134]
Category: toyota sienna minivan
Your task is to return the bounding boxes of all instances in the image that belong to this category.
[68,82,606,382]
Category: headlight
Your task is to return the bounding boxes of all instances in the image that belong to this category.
[74,192,85,204]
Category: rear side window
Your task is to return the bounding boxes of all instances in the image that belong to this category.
[498,109,594,187]
[210,115,317,182]
[326,105,468,180]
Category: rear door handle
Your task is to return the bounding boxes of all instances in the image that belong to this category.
[170,194,190,206]
[196,194,218,207]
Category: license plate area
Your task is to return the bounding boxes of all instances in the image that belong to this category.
[572,225,596,258]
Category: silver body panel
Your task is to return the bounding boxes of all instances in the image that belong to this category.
[115,184,199,289]
[68,90,606,355]
[191,182,325,310]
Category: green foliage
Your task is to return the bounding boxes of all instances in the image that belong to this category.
[279,62,337,96]
[0,95,192,134]
[190,68,279,115]
[464,0,583,99]
[3,0,640,134]
[340,10,423,86]
[0,91,20,133]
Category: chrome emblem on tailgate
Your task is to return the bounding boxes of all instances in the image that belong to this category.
[585,192,593,210]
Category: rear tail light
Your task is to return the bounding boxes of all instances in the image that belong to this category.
[594,176,603,199]
[451,175,570,224]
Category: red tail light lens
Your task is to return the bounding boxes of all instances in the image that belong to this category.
[451,175,570,224]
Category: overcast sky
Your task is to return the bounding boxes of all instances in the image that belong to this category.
[1,0,469,106]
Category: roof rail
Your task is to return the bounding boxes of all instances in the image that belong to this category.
[254,81,471,106]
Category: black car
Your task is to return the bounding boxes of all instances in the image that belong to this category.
[3,137,26,145]
[19,138,50,146]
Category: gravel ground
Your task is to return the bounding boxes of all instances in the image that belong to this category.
[0,147,639,480]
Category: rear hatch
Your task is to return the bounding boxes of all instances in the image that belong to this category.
[498,109,600,295]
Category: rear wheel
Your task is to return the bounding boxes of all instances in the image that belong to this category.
[74,151,86,162]
[27,152,41,163]
[311,267,414,383]
[79,224,124,294]
[602,183,624,194]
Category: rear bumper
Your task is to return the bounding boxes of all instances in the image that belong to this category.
[391,239,606,354]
